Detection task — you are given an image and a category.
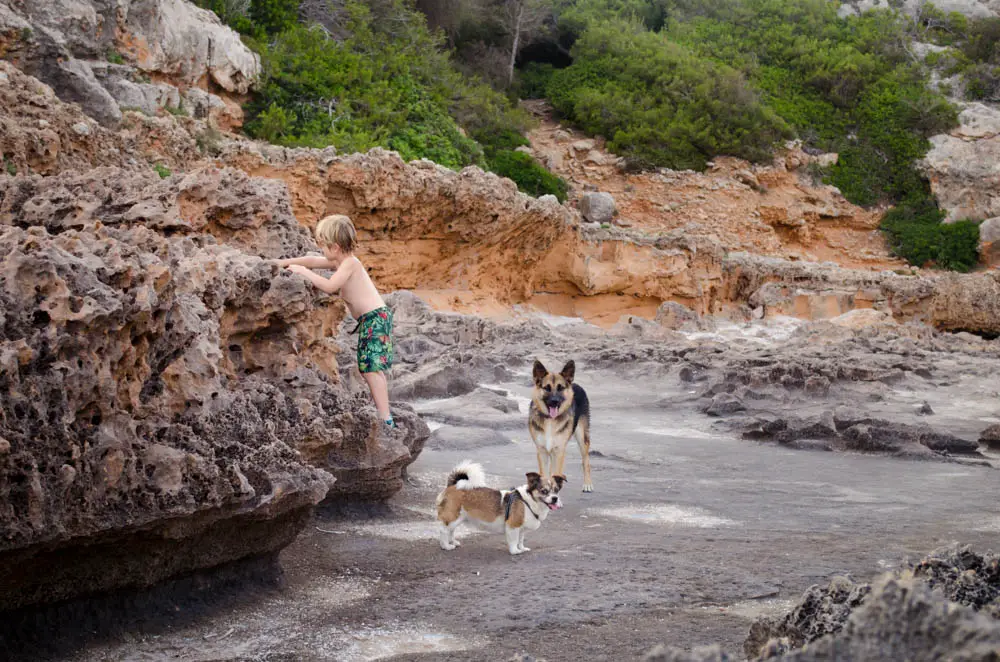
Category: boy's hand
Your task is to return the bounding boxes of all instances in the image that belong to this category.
[286,264,310,276]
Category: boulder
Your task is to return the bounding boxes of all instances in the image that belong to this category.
[579,192,616,224]
[979,423,1000,449]
[0,163,428,611]
[980,217,1000,268]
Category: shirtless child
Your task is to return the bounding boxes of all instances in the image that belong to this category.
[278,215,396,428]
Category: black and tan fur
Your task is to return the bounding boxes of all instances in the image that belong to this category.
[529,359,593,492]
[436,461,566,555]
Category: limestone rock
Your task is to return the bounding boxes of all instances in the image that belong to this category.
[0,163,428,610]
[980,217,1000,268]
[655,301,702,331]
[579,191,616,224]
[0,0,259,125]
[979,423,1000,449]
[922,103,1000,222]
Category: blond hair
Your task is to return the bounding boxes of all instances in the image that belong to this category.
[315,214,357,253]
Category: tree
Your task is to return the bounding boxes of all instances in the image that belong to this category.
[496,0,552,86]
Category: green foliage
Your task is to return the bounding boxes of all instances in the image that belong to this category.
[4,157,16,176]
[547,19,790,170]
[880,191,979,272]
[192,0,298,38]
[964,63,1000,101]
[556,0,674,37]
[106,50,125,65]
[163,104,188,117]
[248,0,300,36]
[487,150,568,200]
[154,163,172,179]
[518,62,556,99]
[243,1,529,171]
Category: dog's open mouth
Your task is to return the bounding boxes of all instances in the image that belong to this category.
[547,406,559,418]
[546,501,562,511]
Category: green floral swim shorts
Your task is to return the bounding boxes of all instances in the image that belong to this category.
[354,306,394,373]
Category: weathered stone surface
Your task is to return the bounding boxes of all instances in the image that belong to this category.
[1,0,259,125]
[426,424,515,451]
[980,423,1000,449]
[779,578,1000,661]
[922,103,1000,223]
[579,191,616,224]
[740,546,1000,660]
[0,164,428,610]
[840,0,1000,18]
[655,301,702,331]
[981,217,1000,268]
[0,61,210,176]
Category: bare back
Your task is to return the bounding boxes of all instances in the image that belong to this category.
[338,256,385,318]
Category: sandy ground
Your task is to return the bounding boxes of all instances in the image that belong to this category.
[51,359,1000,662]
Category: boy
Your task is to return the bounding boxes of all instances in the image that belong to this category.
[278,214,396,428]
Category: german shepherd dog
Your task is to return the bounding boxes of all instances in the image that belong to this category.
[529,359,593,492]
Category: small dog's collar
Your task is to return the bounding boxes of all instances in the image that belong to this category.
[503,488,540,522]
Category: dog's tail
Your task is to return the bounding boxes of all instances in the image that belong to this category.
[446,460,486,490]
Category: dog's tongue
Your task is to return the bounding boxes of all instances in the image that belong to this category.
[548,406,559,418]
[547,502,562,511]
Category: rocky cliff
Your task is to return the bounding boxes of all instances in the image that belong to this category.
[0,63,428,611]
[0,0,258,129]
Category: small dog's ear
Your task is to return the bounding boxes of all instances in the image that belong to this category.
[532,360,547,386]
[525,472,542,489]
[553,474,568,490]
[560,360,575,384]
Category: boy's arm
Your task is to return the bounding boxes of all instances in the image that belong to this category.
[276,255,338,269]
[288,259,354,295]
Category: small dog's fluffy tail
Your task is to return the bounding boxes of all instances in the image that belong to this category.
[446,461,486,490]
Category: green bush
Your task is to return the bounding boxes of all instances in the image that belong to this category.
[154,163,172,179]
[488,150,568,200]
[517,62,556,99]
[964,63,1000,101]
[880,191,980,272]
[242,1,531,170]
[106,50,125,65]
[547,19,791,170]
[192,0,298,38]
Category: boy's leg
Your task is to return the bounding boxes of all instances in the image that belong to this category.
[361,370,391,422]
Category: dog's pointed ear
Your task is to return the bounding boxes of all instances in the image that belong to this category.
[532,359,547,386]
[525,472,542,489]
[553,474,568,490]
[560,360,575,384]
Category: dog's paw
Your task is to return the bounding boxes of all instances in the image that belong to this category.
[582,482,594,493]
[452,539,462,547]
[518,546,531,553]
[440,542,457,551]
[509,547,526,555]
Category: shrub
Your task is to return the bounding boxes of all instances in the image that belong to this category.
[488,150,568,200]
[880,191,980,271]
[547,19,791,171]
[242,1,533,171]
[154,163,172,178]
[517,62,556,99]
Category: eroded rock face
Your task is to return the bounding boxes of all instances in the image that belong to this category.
[0,60,215,176]
[741,546,1000,661]
[0,0,259,126]
[0,164,428,610]
[215,144,1000,336]
[922,103,1000,223]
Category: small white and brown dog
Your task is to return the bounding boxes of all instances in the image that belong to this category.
[435,461,566,555]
